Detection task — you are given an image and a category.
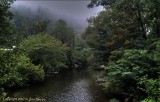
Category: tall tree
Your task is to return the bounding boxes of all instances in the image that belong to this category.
[0,0,14,48]
[88,0,160,38]
[52,19,75,67]
[83,2,144,63]
[32,7,50,34]
[52,19,74,46]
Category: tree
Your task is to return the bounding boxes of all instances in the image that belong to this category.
[32,7,50,34]
[88,0,160,38]
[73,37,88,68]
[17,33,68,73]
[0,0,14,48]
[52,19,74,46]
[52,19,75,67]
[88,0,115,8]
[105,49,160,101]
[82,5,143,64]
[83,0,160,66]
[32,20,49,34]
[11,6,54,44]
[0,50,44,88]
[85,0,160,101]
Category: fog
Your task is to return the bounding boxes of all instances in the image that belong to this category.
[12,0,104,34]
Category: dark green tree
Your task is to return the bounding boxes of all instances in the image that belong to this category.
[82,6,143,64]
[18,33,68,73]
[52,19,75,67]
[88,0,160,38]
[52,19,74,46]
[0,0,14,48]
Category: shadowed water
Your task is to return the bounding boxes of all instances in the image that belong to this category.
[8,69,108,102]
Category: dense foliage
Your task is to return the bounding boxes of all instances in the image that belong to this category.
[0,0,160,101]
[81,0,160,101]
[0,50,44,88]
[18,33,68,73]
[105,49,160,101]
[0,1,71,97]
[73,37,94,68]
[51,19,75,67]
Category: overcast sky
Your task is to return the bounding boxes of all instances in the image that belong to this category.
[12,0,104,33]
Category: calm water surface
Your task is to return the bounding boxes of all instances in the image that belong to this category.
[8,69,109,102]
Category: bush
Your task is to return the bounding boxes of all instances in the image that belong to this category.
[17,33,68,73]
[0,50,44,87]
[105,49,160,100]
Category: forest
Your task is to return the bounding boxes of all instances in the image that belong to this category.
[0,0,160,102]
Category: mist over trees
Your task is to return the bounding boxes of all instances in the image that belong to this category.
[0,0,160,102]
[0,0,77,95]
[11,5,87,36]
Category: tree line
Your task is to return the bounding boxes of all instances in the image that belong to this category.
[82,0,160,101]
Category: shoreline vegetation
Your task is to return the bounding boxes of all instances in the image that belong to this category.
[1,0,160,102]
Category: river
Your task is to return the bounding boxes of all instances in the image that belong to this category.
[7,69,110,102]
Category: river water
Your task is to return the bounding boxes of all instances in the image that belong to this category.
[8,69,109,102]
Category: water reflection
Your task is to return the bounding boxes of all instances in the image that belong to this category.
[9,69,108,102]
